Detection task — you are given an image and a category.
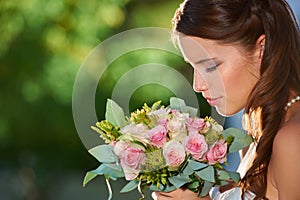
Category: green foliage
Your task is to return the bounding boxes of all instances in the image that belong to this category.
[120,180,139,193]
[88,145,118,163]
[222,128,253,153]
[105,99,126,127]
[170,97,198,117]
[0,0,205,199]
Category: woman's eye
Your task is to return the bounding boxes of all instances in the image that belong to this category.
[205,64,219,72]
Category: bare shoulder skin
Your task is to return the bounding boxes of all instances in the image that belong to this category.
[267,104,300,199]
[153,188,211,200]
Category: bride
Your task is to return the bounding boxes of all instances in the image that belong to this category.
[154,0,300,199]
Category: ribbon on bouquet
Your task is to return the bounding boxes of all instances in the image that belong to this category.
[105,176,113,200]
[138,181,145,200]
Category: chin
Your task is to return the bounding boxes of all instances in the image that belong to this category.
[215,106,243,117]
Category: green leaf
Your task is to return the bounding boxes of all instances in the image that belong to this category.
[182,164,194,176]
[195,166,215,183]
[105,99,126,127]
[187,181,200,190]
[93,163,124,179]
[149,183,176,192]
[216,169,230,180]
[120,180,139,193]
[184,106,198,117]
[82,163,123,187]
[169,97,198,116]
[162,185,177,193]
[188,159,208,171]
[83,171,98,187]
[219,180,230,186]
[149,183,165,191]
[199,181,213,197]
[88,145,118,163]
[222,128,253,153]
[227,171,241,182]
[168,175,190,188]
[170,97,186,112]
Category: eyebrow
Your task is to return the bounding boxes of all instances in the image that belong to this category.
[194,58,216,64]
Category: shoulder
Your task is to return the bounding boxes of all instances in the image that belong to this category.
[270,113,300,198]
[273,115,300,152]
[272,115,300,163]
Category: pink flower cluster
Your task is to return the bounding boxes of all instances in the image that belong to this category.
[110,108,227,180]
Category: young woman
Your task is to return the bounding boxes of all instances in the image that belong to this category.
[154,0,300,199]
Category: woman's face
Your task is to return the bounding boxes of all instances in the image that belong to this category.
[178,35,261,116]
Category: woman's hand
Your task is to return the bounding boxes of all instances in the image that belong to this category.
[152,188,211,200]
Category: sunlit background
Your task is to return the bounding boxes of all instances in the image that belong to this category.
[1,0,299,199]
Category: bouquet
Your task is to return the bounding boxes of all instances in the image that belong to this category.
[83,97,253,199]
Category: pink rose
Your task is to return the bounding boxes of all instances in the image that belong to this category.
[113,140,129,157]
[120,147,145,180]
[183,133,208,161]
[206,140,227,165]
[121,164,141,180]
[163,140,186,167]
[186,117,206,132]
[147,125,168,148]
[110,140,117,146]
[157,118,168,126]
[171,110,189,120]
[120,123,148,142]
[200,122,211,133]
[167,119,187,141]
[167,119,185,133]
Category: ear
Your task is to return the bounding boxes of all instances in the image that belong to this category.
[256,34,265,60]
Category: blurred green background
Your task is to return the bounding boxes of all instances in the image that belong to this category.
[0,0,211,199]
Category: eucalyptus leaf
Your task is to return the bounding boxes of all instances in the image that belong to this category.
[83,171,98,187]
[195,166,215,183]
[162,185,177,193]
[169,97,186,112]
[120,180,139,193]
[188,159,208,171]
[149,183,176,192]
[168,175,190,188]
[217,169,230,180]
[93,163,124,179]
[105,99,126,127]
[182,164,194,176]
[219,180,230,186]
[184,106,198,117]
[222,128,253,153]
[88,145,118,163]
[149,183,165,191]
[199,181,213,197]
[227,171,241,182]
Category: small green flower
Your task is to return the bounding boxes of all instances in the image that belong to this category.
[205,129,221,146]
[141,149,166,172]
[130,108,151,125]
[91,120,121,143]
[138,167,172,189]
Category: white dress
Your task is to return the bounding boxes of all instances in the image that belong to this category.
[210,143,257,200]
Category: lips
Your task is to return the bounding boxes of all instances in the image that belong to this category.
[204,96,222,106]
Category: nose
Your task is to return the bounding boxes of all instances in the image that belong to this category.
[193,69,208,92]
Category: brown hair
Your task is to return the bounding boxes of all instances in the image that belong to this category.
[172,0,300,199]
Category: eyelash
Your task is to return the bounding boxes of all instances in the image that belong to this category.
[205,64,220,72]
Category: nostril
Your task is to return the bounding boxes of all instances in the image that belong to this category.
[193,84,208,93]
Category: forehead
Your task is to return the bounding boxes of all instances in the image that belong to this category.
[177,35,243,63]
[177,35,217,63]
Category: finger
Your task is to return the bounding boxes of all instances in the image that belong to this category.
[152,192,158,200]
